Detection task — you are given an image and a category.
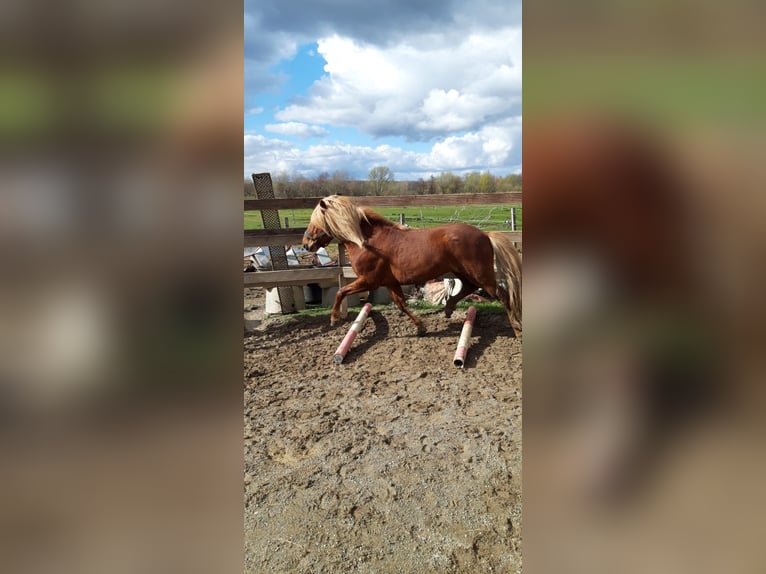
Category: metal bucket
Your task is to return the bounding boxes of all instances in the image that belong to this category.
[303,283,323,304]
[367,287,391,304]
[265,286,305,315]
[322,286,360,308]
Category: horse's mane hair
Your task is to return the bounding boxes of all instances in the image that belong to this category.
[310,195,405,247]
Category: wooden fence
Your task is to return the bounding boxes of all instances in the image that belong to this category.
[244,191,522,307]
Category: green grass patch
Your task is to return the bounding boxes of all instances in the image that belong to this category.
[245,204,522,231]
[293,299,505,319]
[296,302,388,319]
[407,300,507,314]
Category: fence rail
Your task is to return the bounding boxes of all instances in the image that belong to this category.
[244,191,522,293]
[245,228,522,248]
[244,191,522,211]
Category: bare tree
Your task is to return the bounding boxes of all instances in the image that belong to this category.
[367,165,395,196]
[331,170,350,194]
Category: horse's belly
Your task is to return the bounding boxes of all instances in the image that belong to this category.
[390,259,449,285]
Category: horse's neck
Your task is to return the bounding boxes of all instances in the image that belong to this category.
[340,220,398,259]
[362,218,400,245]
[341,241,358,259]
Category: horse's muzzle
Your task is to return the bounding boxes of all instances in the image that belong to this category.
[303,230,329,252]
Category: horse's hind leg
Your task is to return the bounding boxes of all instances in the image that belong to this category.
[387,283,426,335]
[444,278,477,318]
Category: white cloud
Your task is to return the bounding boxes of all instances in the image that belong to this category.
[245,106,264,115]
[276,29,521,140]
[264,122,329,138]
[418,117,521,174]
[244,117,521,180]
[243,9,299,93]
[244,134,298,176]
[244,0,522,179]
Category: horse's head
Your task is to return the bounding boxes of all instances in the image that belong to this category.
[302,221,332,252]
[303,195,368,250]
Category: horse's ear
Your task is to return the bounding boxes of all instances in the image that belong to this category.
[319,198,328,211]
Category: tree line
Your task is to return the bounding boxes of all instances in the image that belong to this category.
[245,167,522,198]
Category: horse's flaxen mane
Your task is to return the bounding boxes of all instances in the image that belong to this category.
[310,195,405,247]
[360,207,407,229]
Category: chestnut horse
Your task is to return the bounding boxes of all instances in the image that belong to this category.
[302,195,522,336]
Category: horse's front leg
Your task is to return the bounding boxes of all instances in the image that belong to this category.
[387,283,426,335]
[330,278,373,326]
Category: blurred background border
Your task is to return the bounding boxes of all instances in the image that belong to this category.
[0,0,244,572]
[524,1,766,572]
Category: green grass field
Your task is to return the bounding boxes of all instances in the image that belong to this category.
[245,204,522,232]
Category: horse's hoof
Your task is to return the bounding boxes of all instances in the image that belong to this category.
[416,326,427,337]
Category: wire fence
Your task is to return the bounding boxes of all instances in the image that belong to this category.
[245,205,523,233]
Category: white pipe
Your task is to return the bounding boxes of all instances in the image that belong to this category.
[333,303,373,364]
[453,306,477,368]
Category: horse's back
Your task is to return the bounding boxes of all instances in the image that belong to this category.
[426,224,495,278]
[435,223,492,250]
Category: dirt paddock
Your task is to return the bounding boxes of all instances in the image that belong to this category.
[244,287,522,573]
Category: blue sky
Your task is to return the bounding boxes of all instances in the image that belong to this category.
[244,0,522,181]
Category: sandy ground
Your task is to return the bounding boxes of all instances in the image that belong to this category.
[244,287,522,573]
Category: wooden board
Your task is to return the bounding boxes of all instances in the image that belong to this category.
[245,192,522,211]
[244,267,357,289]
[245,229,522,247]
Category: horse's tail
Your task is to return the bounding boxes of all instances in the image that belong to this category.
[487,231,522,334]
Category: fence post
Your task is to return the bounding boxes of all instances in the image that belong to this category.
[399,213,406,226]
[510,207,516,231]
[284,217,289,228]
[337,245,348,319]
[252,172,296,313]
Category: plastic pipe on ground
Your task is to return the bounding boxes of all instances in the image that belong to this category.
[453,306,477,368]
[333,303,373,364]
